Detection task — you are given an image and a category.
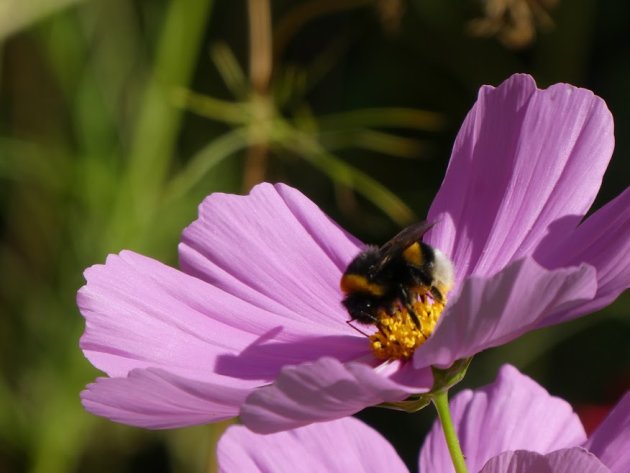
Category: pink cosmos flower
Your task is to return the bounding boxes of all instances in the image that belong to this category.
[217,365,630,473]
[79,74,629,432]
[419,365,630,473]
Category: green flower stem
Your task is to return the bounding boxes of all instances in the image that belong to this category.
[432,391,468,473]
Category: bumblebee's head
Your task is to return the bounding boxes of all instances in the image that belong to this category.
[341,293,378,325]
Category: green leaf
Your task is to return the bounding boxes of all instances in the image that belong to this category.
[286,135,417,226]
[164,129,249,203]
[318,129,427,158]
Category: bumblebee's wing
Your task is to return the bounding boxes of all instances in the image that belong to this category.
[372,221,434,273]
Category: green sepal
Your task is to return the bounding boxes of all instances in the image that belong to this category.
[377,357,473,413]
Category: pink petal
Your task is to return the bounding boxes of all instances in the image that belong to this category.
[478,450,552,473]
[217,418,408,473]
[536,188,630,325]
[413,258,596,369]
[545,449,611,473]
[419,365,586,473]
[585,392,630,473]
[479,449,610,473]
[239,357,422,434]
[81,368,250,429]
[79,250,367,384]
[179,182,361,330]
[426,74,614,288]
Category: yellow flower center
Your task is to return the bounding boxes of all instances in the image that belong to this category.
[369,291,446,361]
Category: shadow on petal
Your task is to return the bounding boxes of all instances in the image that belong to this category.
[215,328,372,380]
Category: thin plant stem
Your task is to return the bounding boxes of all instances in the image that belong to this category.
[248,0,272,93]
[244,0,273,190]
[432,391,468,473]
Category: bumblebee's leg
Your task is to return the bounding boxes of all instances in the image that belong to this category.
[399,286,421,327]
[345,320,371,337]
[429,286,445,303]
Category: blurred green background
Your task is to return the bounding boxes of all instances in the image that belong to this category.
[0,0,628,472]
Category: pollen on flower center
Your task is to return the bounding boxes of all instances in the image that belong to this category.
[369,291,446,361]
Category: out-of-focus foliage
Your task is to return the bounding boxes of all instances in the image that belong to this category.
[468,0,559,48]
[0,0,628,472]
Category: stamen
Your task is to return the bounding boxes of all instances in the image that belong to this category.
[370,291,446,361]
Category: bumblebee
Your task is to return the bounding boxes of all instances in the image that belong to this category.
[340,221,454,326]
